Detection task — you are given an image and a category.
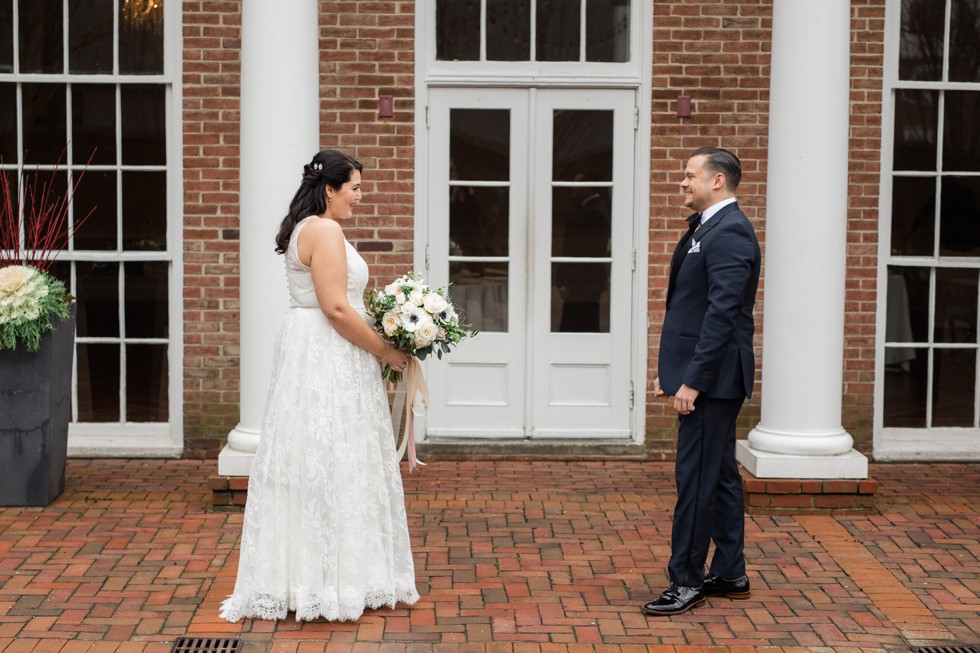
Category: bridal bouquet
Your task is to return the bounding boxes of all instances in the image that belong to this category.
[367,272,475,383]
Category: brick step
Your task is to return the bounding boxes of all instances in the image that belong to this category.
[742,472,878,514]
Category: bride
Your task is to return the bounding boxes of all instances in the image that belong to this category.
[220,149,420,622]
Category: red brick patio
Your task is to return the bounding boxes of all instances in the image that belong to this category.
[1,458,977,653]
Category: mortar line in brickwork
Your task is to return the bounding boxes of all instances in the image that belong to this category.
[796,515,953,643]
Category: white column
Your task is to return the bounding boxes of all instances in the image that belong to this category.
[217,0,319,476]
[736,0,867,479]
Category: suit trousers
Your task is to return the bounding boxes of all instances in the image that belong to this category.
[668,395,746,587]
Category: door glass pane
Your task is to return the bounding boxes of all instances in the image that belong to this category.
[73,170,118,250]
[125,261,168,337]
[122,171,166,250]
[450,261,508,332]
[933,349,976,426]
[73,84,117,165]
[887,266,930,343]
[69,0,114,74]
[487,0,530,61]
[77,343,120,421]
[586,0,630,62]
[949,0,980,83]
[552,262,610,332]
[19,0,63,73]
[437,0,480,61]
[0,0,12,73]
[891,176,935,256]
[899,0,944,81]
[0,83,14,161]
[934,268,978,343]
[119,0,164,74]
[76,261,119,337]
[553,110,613,181]
[939,176,980,256]
[537,0,580,61]
[883,347,927,426]
[22,84,67,164]
[127,344,168,421]
[942,91,980,172]
[893,90,937,171]
[552,186,611,258]
[122,85,166,165]
[450,187,509,257]
[450,109,509,181]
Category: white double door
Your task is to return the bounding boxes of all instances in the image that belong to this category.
[424,87,636,439]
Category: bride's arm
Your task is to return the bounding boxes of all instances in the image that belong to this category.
[302,218,409,370]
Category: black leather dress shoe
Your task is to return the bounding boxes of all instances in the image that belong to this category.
[642,583,706,616]
[703,573,750,599]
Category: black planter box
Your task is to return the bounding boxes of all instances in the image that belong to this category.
[0,303,76,507]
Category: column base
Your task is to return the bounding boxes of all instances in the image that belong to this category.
[209,472,249,509]
[217,443,256,477]
[736,440,868,479]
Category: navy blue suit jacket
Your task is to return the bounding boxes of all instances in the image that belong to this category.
[658,202,761,400]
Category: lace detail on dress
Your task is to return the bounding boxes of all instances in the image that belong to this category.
[220,215,419,623]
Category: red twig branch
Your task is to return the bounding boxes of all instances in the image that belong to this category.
[0,147,95,271]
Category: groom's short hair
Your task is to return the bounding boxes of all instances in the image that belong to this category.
[690,147,742,192]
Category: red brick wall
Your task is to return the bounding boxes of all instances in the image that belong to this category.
[644,1,885,456]
[318,1,417,287]
[646,2,773,455]
[844,0,886,446]
[180,1,884,458]
[182,1,243,459]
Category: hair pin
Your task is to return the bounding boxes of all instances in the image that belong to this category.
[312,162,323,171]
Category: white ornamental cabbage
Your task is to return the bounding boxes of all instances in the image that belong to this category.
[0,264,70,352]
[0,265,49,322]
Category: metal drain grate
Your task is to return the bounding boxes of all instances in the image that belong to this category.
[911,647,980,653]
[171,637,242,653]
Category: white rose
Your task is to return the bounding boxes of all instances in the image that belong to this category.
[423,293,447,315]
[414,318,438,348]
[381,311,400,336]
[409,289,424,306]
[399,300,415,315]
[395,292,407,305]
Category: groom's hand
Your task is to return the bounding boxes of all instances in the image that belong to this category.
[674,384,699,415]
[653,377,664,397]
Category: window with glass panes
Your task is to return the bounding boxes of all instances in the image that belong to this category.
[881,0,980,431]
[436,0,630,63]
[0,0,175,429]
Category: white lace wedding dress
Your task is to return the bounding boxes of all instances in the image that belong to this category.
[220,216,419,622]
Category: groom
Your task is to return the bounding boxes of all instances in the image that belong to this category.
[645,147,761,616]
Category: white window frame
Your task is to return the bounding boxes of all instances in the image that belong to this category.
[0,0,184,456]
[874,0,980,461]
[414,0,653,446]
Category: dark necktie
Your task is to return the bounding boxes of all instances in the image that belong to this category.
[666,213,700,306]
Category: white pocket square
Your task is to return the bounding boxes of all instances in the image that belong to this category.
[687,240,701,254]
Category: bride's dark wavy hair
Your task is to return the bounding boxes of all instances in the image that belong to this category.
[274,149,364,254]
